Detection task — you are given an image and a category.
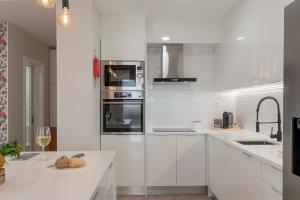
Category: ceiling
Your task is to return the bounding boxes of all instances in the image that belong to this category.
[0,0,242,48]
[0,0,56,47]
[97,0,242,21]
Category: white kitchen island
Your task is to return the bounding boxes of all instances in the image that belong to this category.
[0,151,116,200]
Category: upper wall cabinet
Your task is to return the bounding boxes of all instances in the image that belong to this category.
[214,0,285,91]
[101,14,146,61]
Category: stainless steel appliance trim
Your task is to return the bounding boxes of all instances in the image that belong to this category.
[101,60,145,91]
[101,132,144,135]
[102,60,144,65]
[103,102,143,105]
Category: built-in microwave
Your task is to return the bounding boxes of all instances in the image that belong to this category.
[102,61,144,91]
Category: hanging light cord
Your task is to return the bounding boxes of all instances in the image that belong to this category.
[62,0,70,9]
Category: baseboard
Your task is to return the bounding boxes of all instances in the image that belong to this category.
[147,186,207,196]
[117,187,145,196]
[117,186,208,196]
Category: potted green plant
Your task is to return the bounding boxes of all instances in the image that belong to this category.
[0,140,21,185]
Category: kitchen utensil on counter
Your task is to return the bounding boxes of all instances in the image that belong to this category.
[213,118,223,128]
[223,112,234,129]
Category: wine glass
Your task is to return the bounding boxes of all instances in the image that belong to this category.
[36,126,51,160]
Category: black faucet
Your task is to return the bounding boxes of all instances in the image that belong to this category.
[256,96,282,142]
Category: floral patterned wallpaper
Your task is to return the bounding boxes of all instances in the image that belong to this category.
[0,21,8,145]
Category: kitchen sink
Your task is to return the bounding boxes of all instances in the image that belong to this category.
[236,140,276,145]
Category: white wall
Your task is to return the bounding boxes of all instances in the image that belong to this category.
[146,44,235,129]
[146,19,222,44]
[56,0,100,150]
[8,23,50,145]
[49,49,57,127]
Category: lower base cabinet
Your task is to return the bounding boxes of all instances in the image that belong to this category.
[177,135,206,186]
[208,137,262,200]
[147,135,177,186]
[101,135,145,187]
[262,182,282,200]
[92,161,116,200]
[147,134,206,187]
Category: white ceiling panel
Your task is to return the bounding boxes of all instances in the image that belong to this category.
[0,0,56,47]
[97,0,242,20]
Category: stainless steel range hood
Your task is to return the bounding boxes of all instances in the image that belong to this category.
[153,44,197,83]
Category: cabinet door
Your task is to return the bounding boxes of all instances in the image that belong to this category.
[208,137,262,200]
[228,149,262,200]
[147,135,177,186]
[262,182,282,200]
[177,135,206,186]
[262,0,285,83]
[101,135,144,187]
[101,15,146,61]
[208,137,234,200]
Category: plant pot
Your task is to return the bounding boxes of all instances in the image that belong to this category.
[0,168,5,185]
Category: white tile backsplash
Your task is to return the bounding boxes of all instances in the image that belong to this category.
[235,90,283,137]
[146,44,235,130]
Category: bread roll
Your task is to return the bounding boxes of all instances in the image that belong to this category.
[55,156,70,169]
[69,158,85,168]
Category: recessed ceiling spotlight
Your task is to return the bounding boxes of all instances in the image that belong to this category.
[237,36,246,41]
[161,36,171,41]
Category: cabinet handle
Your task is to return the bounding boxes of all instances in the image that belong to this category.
[242,152,252,158]
[271,165,282,172]
[153,134,172,136]
[224,143,231,148]
[182,134,199,136]
[272,186,282,194]
[109,162,113,169]
[92,192,99,200]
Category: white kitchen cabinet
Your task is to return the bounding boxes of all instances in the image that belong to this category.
[101,14,146,61]
[214,0,286,90]
[92,160,116,200]
[101,135,145,187]
[262,163,282,193]
[147,134,177,186]
[177,135,206,186]
[262,182,282,200]
[208,136,234,199]
[261,0,285,84]
[208,136,262,200]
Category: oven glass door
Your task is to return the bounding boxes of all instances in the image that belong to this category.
[103,100,144,134]
[104,65,136,87]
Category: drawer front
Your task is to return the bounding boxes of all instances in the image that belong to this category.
[262,163,282,192]
[262,181,282,200]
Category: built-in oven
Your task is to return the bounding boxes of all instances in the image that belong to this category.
[101,91,144,135]
[102,61,144,91]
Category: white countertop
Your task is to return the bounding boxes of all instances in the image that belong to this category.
[201,129,283,170]
[0,151,116,200]
[147,128,283,170]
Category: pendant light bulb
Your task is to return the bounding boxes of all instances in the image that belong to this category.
[57,7,73,28]
[36,0,56,9]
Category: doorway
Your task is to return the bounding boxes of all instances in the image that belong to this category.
[23,57,45,151]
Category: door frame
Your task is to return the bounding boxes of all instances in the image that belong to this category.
[22,56,45,151]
